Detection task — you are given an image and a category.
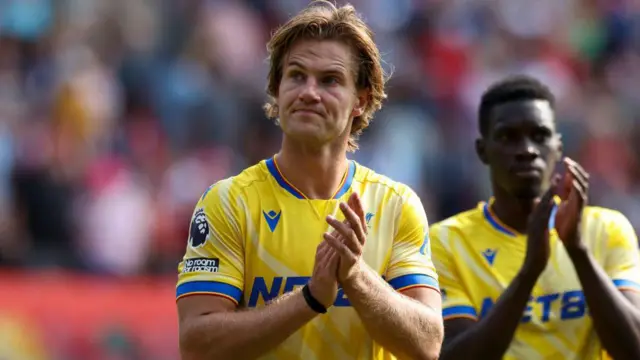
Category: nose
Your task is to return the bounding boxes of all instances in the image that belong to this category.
[298,78,321,103]
[515,138,539,161]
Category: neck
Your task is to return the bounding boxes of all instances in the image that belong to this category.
[276,137,349,200]
[490,186,539,234]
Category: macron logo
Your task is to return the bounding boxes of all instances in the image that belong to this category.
[482,248,498,266]
[263,210,281,232]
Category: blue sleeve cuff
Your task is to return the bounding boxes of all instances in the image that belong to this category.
[442,305,478,320]
[613,279,640,292]
[387,273,439,292]
[176,281,243,305]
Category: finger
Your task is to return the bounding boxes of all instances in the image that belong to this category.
[567,163,589,192]
[559,164,573,200]
[350,193,367,231]
[330,217,350,237]
[339,202,367,246]
[535,174,560,207]
[316,241,332,263]
[326,216,362,255]
[564,158,590,193]
[541,179,558,203]
[564,158,590,180]
[572,179,587,205]
[347,195,362,232]
[533,184,557,222]
[324,232,357,263]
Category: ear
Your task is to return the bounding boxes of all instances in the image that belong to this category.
[351,90,369,118]
[476,137,489,165]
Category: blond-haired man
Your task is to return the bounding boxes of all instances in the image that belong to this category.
[176,2,443,359]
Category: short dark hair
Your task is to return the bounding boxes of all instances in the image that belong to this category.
[478,75,555,137]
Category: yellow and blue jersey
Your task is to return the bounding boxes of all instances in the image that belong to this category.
[176,157,439,360]
[430,199,640,360]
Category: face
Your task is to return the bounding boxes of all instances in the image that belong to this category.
[476,99,562,199]
[276,39,366,147]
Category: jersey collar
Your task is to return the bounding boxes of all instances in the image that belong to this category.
[481,198,520,237]
[480,196,561,238]
[265,157,356,200]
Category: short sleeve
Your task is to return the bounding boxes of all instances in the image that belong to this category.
[604,211,640,293]
[176,178,245,305]
[430,224,478,321]
[384,189,439,293]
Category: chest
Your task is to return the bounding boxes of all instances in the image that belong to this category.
[241,188,399,305]
[457,230,608,328]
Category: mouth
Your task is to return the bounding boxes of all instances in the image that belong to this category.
[293,109,322,116]
[510,165,543,179]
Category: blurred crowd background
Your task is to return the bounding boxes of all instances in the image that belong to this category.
[1,0,640,359]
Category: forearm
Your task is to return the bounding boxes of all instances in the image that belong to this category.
[567,246,640,359]
[343,266,443,360]
[179,289,317,360]
[441,269,539,360]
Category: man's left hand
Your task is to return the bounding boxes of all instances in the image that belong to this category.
[324,192,368,284]
[555,157,589,250]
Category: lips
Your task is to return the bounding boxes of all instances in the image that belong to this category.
[510,164,543,178]
[293,108,322,116]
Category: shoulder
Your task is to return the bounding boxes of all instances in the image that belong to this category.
[583,206,630,225]
[200,160,270,206]
[430,205,485,234]
[355,163,419,204]
[582,205,635,237]
[429,205,485,248]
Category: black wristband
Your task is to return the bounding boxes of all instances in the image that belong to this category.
[302,284,327,314]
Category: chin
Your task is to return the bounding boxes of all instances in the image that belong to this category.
[284,129,327,148]
[512,186,543,200]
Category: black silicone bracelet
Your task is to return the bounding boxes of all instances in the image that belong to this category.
[302,284,327,314]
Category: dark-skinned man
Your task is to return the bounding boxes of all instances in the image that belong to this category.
[430,75,640,360]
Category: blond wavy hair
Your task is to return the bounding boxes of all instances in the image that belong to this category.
[264,0,388,151]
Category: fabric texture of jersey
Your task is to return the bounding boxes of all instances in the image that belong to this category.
[176,157,439,360]
[430,199,640,360]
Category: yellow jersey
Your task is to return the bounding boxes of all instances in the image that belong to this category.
[430,199,640,360]
[176,157,439,360]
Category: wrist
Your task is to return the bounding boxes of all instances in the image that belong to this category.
[341,261,367,290]
[565,242,588,259]
[519,262,544,283]
[303,283,330,312]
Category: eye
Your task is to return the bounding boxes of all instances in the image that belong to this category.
[532,129,551,143]
[288,70,305,81]
[496,129,516,142]
[322,76,339,85]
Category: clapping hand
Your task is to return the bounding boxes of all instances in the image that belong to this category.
[554,157,589,250]
[324,192,368,284]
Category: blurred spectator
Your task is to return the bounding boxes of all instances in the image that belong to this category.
[0,0,637,273]
[2,0,640,357]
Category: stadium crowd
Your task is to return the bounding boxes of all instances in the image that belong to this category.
[1,0,640,358]
[1,0,640,276]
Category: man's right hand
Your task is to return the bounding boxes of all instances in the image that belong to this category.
[307,239,340,309]
[523,177,559,276]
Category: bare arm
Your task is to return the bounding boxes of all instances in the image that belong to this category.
[178,236,340,360]
[178,291,317,360]
[440,184,557,360]
[554,159,640,358]
[342,265,443,360]
[567,246,640,359]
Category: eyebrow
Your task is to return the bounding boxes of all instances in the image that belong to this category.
[286,60,348,75]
